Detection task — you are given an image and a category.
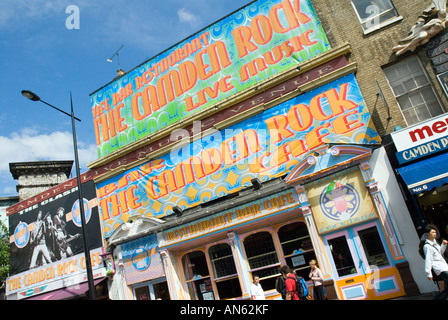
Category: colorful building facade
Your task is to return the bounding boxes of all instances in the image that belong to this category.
[87,0,427,300]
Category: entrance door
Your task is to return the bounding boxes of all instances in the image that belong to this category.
[325,222,402,300]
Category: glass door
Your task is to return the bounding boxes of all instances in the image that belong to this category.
[325,223,391,299]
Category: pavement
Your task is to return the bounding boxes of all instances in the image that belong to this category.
[391,291,445,300]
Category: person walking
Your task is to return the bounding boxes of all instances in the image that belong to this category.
[423,224,448,300]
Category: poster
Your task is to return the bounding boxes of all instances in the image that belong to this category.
[8,180,103,276]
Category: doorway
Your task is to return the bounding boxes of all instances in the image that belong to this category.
[325,222,402,299]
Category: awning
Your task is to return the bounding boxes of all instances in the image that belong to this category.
[397,152,448,194]
[27,278,105,300]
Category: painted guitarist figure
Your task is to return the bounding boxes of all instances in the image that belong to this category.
[53,207,79,259]
[29,211,53,268]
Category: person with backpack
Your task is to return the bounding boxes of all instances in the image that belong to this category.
[421,224,448,300]
[284,266,300,300]
[276,265,290,300]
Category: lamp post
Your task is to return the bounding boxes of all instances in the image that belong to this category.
[21,90,96,300]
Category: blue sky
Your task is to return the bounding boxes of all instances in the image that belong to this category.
[0,0,252,196]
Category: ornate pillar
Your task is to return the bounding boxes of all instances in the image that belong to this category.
[294,185,337,299]
[160,249,187,300]
[359,162,404,261]
[227,231,251,299]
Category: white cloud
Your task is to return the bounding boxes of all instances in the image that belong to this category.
[177,8,198,25]
[0,129,97,195]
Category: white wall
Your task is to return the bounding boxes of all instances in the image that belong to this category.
[369,147,436,293]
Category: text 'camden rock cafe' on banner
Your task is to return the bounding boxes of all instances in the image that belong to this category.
[6,180,104,299]
[97,73,381,239]
[90,0,331,159]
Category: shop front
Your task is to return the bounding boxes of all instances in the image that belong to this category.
[285,145,407,299]
[157,188,311,300]
[391,112,448,239]
[154,144,410,300]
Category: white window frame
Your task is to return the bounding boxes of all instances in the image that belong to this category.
[384,55,444,126]
[351,0,402,34]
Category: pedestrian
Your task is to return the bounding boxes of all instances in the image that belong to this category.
[275,266,288,300]
[309,259,325,300]
[283,266,300,300]
[422,224,448,300]
[250,274,265,300]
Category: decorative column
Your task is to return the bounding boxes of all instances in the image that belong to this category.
[294,185,337,299]
[359,162,404,261]
[227,231,251,300]
[160,249,187,300]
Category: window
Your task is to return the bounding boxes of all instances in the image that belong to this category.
[208,243,242,299]
[351,0,400,32]
[133,280,170,300]
[135,286,151,300]
[358,227,390,267]
[243,232,280,290]
[328,236,357,277]
[384,55,444,125]
[278,222,316,279]
[153,281,170,300]
[181,251,214,300]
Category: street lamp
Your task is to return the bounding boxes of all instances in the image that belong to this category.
[21,89,96,300]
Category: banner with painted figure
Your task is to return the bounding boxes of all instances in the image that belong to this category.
[8,180,103,276]
[305,167,377,234]
[97,73,381,238]
[90,0,331,158]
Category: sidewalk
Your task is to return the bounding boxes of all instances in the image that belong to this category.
[391,291,442,300]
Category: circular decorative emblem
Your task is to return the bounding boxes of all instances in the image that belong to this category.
[307,155,317,165]
[71,198,92,227]
[14,221,30,248]
[131,248,151,271]
[319,182,360,221]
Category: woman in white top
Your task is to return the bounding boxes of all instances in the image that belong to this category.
[423,224,448,300]
[250,275,265,300]
[309,259,325,300]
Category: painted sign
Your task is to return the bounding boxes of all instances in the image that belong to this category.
[121,234,164,285]
[159,189,299,247]
[97,73,381,238]
[305,168,377,234]
[6,247,105,298]
[8,180,103,277]
[391,112,448,164]
[90,0,331,158]
[86,55,349,181]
